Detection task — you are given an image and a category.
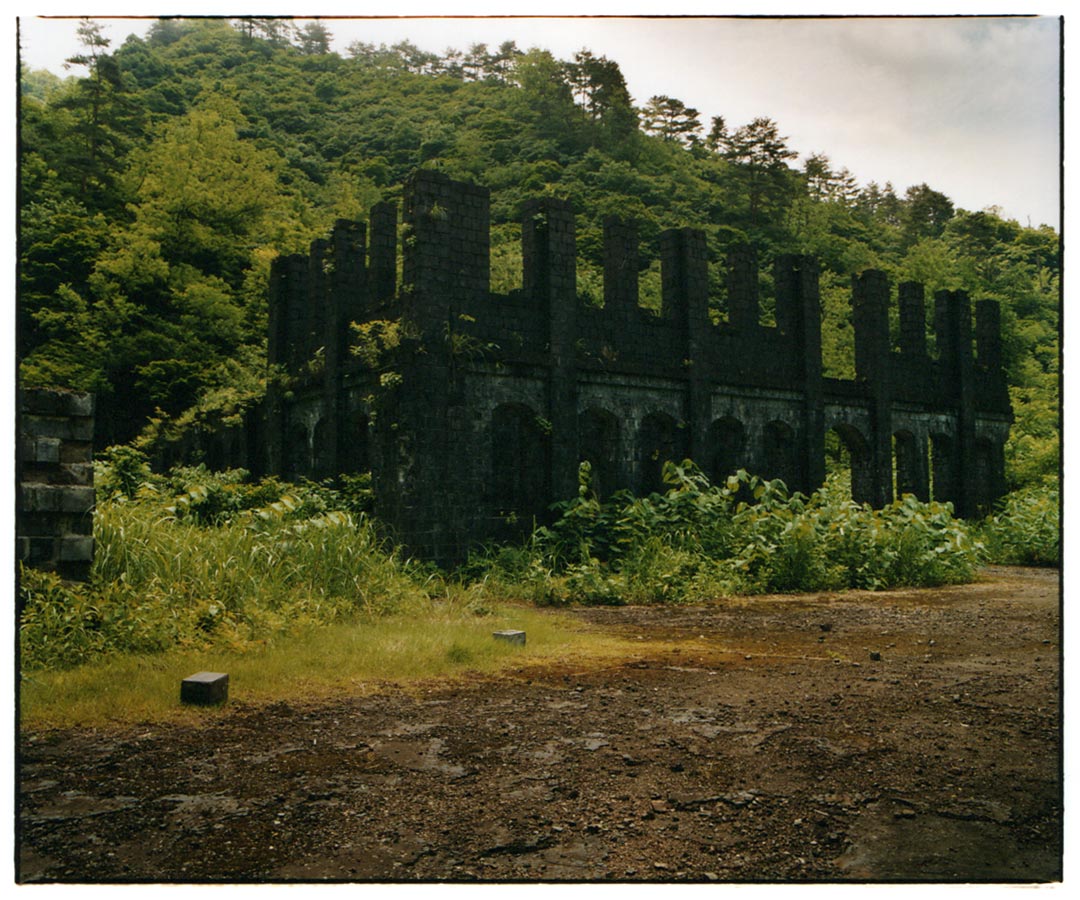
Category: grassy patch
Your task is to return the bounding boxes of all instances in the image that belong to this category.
[18,604,631,731]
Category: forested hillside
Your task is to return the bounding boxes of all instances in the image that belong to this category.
[18,17,1060,491]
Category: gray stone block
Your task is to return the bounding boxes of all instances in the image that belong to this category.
[181,672,229,705]
[20,484,95,513]
[22,415,94,442]
[35,438,61,464]
[493,630,526,646]
[58,536,94,562]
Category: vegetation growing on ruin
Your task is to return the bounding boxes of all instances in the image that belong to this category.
[19,18,1059,489]
[16,20,1060,686]
[21,453,1037,678]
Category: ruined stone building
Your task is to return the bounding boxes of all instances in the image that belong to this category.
[184,170,1012,562]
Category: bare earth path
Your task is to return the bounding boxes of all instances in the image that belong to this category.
[17,566,1061,883]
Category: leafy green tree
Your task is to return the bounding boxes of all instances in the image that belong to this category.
[712,116,799,227]
[803,153,858,206]
[296,20,332,55]
[19,66,64,103]
[250,18,297,48]
[488,41,522,82]
[640,95,702,145]
[901,183,955,247]
[122,95,292,284]
[854,180,903,228]
[510,48,578,144]
[567,49,638,149]
[53,18,144,211]
[704,115,727,153]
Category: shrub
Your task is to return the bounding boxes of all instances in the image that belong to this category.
[20,453,990,673]
[979,485,1060,566]
[471,462,981,604]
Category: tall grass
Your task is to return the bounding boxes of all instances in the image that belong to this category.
[19,454,997,678]
[20,604,626,729]
[19,467,437,672]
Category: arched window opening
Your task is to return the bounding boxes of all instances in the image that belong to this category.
[973,437,997,515]
[827,424,873,503]
[762,420,797,491]
[708,417,747,485]
[578,408,621,500]
[930,433,957,505]
[491,404,551,528]
[286,421,311,482]
[892,430,928,501]
[313,418,335,481]
[638,412,685,496]
[340,410,371,475]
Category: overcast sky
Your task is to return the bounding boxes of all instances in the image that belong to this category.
[16,7,1063,229]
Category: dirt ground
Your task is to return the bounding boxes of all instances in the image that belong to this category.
[17,565,1062,884]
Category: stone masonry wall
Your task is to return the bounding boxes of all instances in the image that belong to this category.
[203,170,1012,562]
[17,388,96,582]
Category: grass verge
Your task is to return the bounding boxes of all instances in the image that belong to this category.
[18,603,635,731]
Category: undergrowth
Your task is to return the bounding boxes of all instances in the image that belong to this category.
[19,449,1027,677]
[465,460,983,606]
[19,461,435,671]
[977,484,1060,566]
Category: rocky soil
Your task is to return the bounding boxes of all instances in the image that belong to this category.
[17,566,1061,884]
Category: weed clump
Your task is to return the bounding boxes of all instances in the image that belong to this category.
[977,484,1059,566]
[21,450,1020,674]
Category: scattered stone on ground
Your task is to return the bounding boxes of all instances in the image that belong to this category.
[17,566,1061,883]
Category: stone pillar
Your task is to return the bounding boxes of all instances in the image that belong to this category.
[524,197,578,502]
[898,282,927,358]
[852,270,893,507]
[330,219,368,347]
[661,227,711,464]
[17,389,96,583]
[603,216,639,315]
[318,221,366,480]
[792,256,825,494]
[368,201,398,304]
[773,255,798,339]
[936,290,978,518]
[390,170,491,562]
[975,299,1003,373]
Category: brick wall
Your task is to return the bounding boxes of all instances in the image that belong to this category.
[17,388,95,581]
[163,171,1014,560]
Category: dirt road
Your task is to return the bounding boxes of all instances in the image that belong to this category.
[17,566,1061,883]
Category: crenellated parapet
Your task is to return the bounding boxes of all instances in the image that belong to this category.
[257,171,1012,557]
[269,172,1010,410]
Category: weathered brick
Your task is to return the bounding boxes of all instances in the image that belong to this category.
[58,536,94,562]
[20,484,95,514]
[178,173,1013,561]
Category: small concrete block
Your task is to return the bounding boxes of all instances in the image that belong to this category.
[493,630,526,646]
[181,671,229,705]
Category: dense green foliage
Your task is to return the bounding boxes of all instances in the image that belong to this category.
[468,462,982,606]
[19,463,426,671]
[19,18,1059,488]
[20,455,997,672]
[977,485,1060,567]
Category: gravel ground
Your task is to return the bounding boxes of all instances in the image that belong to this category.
[17,565,1061,884]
